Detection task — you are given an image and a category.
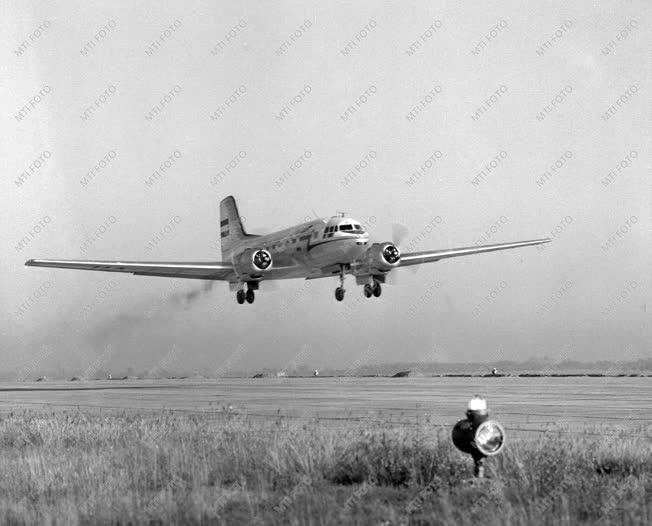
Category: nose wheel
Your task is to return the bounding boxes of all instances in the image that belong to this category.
[236,289,245,304]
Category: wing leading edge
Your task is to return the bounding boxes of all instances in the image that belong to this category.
[24,259,236,281]
[397,238,551,268]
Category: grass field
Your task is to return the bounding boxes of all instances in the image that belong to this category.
[0,410,649,525]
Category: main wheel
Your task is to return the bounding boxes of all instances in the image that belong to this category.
[372,281,382,297]
[335,287,345,301]
[363,283,373,298]
[236,289,245,304]
[246,288,255,304]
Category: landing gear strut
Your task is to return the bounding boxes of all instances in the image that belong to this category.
[335,266,346,301]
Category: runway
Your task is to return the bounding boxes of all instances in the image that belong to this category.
[0,377,649,436]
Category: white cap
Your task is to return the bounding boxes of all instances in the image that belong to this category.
[468,395,487,411]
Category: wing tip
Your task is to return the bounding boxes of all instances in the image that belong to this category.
[25,259,35,266]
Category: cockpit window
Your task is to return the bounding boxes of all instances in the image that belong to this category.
[340,224,353,231]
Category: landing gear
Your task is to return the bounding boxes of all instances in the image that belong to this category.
[372,281,382,297]
[363,279,382,298]
[246,288,255,304]
[236,281,258,304]
[335,287,345,301]
[335,265,346,301]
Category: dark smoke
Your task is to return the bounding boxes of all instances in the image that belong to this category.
[89,281,218,347]
[66,280,221,377]
[170,281,216,307]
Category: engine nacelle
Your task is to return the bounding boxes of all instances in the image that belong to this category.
[362,242,401,272]
[236,248,273,275]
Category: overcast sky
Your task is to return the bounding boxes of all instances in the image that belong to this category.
[1,1,650,378]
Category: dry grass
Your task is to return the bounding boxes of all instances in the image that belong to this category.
[0,410,649,525]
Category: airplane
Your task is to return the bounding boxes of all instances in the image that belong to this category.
[25,196,550,304]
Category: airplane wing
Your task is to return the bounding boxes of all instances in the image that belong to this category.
[24,259,236,281]
[397,238,551,268]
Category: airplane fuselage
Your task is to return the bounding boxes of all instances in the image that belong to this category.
[228,216,370,280]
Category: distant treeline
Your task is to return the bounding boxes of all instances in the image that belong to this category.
[4,358,651,382]
[243,359,652,379]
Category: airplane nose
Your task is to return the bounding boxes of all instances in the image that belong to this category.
[356,232,369,245]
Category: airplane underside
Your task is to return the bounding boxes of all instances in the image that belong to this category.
[229,263,387,304]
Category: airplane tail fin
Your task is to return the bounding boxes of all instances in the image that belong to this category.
[220,196,256,258]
